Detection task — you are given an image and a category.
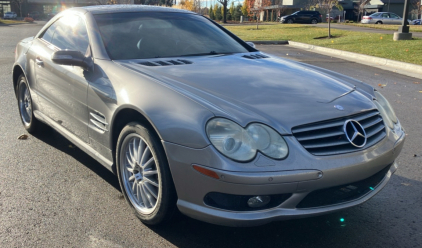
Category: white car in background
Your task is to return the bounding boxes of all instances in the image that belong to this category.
[3,12,17,19]
[361,12,402,24]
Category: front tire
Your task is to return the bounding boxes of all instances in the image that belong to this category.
[116,122,177,225]
[17,74,40,133]
[287,19,293,24]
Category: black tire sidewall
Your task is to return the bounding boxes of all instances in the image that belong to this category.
[116,122,176,225]
[17,75,38,133]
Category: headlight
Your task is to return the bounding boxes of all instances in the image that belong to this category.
[373,91,398,129]
[206,118,288,162]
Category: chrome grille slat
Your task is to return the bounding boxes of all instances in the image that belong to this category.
[292,110,386,156]
[303,139,350,149]
[365,124,385,138]
[296,130,344,141]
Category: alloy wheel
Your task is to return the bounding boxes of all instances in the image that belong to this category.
[120,135,160,214]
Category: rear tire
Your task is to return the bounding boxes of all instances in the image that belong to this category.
[116,122,177,225]
[376,21,383,24]
[311,19,318,24]
[17,74,40,134]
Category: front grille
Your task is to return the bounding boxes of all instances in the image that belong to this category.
[291,110,386,156]
[297,164,392,209]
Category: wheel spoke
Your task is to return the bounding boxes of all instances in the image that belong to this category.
[139,184,149,207]
[140,146,151,165]
[136,139,145,165]
[144,182,158,199]
[144,177,159,188]
[126,152,135,168]
[128,175,135,182]
[129,139,137,163]
[142,157,154,169]
[143,184,156,207]
[136,183,142,203]
[143,169,157,176]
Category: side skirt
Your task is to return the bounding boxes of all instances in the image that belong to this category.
[34,110,115,173]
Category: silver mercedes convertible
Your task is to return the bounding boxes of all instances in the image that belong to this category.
[12,5,405,227]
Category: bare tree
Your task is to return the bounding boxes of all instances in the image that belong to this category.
[315,0,343,38]
[217,0,230,23]
[411,0,422,19]
[355,0,370,22]
[11,0,24,18]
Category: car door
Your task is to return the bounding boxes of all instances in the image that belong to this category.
[295,12,306,23]
[390,13,402,24]
[380,13,390,24]
[28,15,91,143]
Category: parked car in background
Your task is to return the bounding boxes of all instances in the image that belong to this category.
[46,12,58,20]
[411,19,421,25]
[13,5,405,227]
[361,12,402,24]
[28,11,40,20]
[3,12,17,19]
[280,11,322,24]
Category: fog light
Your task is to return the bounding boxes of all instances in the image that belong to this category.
[247,196,271,208]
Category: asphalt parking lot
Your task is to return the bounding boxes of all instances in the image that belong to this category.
[0,23,421,248]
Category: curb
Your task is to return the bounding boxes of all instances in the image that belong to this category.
[247,40,289,45]
[288,41,422,79]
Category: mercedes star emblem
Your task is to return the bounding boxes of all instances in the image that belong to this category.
[343,120,367,148]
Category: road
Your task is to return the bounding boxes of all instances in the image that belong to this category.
[0,23,421,248]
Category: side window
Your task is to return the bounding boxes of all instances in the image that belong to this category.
[50,15,90,54]
[41,22,59,43]
[391,13,399,19]
[382,13,389,18]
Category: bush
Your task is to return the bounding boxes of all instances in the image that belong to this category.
[24,17,34,22]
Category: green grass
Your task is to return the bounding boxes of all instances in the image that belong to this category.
[0,19,26,25]
[341,23,422,32]
[226,24,422,65]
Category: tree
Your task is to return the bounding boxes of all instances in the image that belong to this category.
[355,0,371,22]
[179,0,196,11]
[411,0,422,19]
[215,6,223,21]
[229,2,236,20]
[217,0,231,23]
[11,0,25,17]
[234,4,242,21]
[315,0,343,38]
[241,0,249,17]
[209,6,215,20]
[247,0,272,29]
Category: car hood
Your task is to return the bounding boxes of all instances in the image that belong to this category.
[117,53,375,134]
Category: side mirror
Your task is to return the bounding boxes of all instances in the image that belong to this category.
[246,42,256,49]
[51,50,93,71]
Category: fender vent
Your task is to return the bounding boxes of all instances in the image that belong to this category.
[89,112,108,132]
[242,54,270,59]
[139,59,193,66]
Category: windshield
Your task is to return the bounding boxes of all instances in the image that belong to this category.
[94,12,249,60]
[369,13,380,17]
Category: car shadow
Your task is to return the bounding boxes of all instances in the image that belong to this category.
[147,174,421,248]
[31,125,121,192]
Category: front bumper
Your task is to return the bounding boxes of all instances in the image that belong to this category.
[163,129,405,227]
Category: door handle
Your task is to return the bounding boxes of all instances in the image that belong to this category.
[35,57,43,66]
